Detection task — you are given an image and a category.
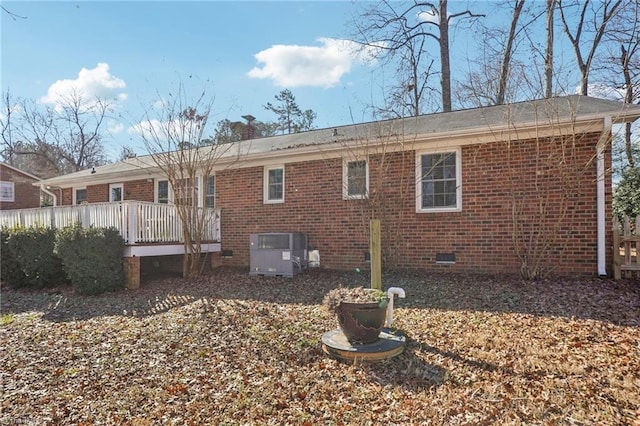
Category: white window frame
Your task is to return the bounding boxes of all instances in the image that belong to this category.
[342,158,369,200]
[73,187,87,205]
[264,165,285,204]
[0,181,15,202]
[415,147,462,213]
[109,183,124,202]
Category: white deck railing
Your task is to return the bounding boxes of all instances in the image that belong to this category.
[0,201,221,244]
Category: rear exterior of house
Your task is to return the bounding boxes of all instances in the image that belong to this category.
[216,131,610,276]
[18,96,640,278]
[0,163,41,210]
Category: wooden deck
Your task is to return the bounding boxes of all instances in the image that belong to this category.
[0,201,221,253]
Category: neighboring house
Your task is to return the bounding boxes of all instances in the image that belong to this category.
[4,95,640,281]
[0,163,42,210]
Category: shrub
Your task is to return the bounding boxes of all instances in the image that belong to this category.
[56,226,125,295]
[0,227,25,286]
[0,226,65,289]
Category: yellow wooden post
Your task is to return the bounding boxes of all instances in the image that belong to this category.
[370,219,382,290]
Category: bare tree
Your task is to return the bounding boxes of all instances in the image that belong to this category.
[353,0,483,113]
[499,100,602,279]
[1,90,109,177]
[558,0,623,96]
[456,1,542,107]
[137,85,234,278]
[374,36,438,119]
[1,90,18,165]
[545,0,556,98]
[54,90,109,172]
[601,0,640,169]
[496,0,527,105]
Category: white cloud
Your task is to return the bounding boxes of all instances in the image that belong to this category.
[39,63,127,110]
[247,38,382,88]
[108,122,125,134]
[582,84,626,101]
[417,10,440,24]
[128,119,165,140]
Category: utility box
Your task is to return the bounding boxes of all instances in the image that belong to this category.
[249,233,308,277]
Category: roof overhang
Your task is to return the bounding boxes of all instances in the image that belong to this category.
[35,96,640,188]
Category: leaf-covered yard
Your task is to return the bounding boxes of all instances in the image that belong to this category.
[1,268,639,425]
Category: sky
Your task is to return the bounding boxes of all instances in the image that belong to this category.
[2,1,397,159]
[0,1,623,162]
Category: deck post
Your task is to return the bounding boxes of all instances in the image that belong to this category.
[123,256,140,290]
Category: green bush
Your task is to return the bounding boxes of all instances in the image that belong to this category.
[56,226,125,295]
[1,227,26,286]
[1,226,65,289]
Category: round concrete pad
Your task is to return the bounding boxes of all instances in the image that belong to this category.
[322,328,406,362]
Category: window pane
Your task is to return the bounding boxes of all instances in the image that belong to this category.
[420,152,457,209]
[76,189,87,204]
[268,168,283,200]
[158,180,169,204]
[205,176,215,208]
[111,187,122,202]
[347,160,366,196]
[175,178,196,206]
[0,182,14,202]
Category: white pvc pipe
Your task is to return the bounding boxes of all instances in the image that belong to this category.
[596,116,612,277]
[385,287,406,327]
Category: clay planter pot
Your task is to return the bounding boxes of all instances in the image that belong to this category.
[336,301,387,344]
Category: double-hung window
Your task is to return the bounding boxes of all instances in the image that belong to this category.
[157,180,169,204]
[175,178,197,206]
[416,148,461,212]
[0,182,14,202]
[109,183,123,202]
[204,175,215,208]
[264,166,284,203]
[343,159,368,199]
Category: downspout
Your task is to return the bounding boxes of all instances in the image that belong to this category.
[40,184,57,206]
[596,116,612,277]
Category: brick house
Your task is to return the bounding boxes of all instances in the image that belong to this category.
[0,163,43,210]
[7,95,640,279]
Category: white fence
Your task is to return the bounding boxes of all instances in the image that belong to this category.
[0,201,221,244]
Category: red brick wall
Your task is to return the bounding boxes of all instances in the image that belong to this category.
[61,188,72,205]
[216,132,611,276]
[0,164,41,210]
[59,179,155,205]
[87,184,108,203]
[124,179,155,202]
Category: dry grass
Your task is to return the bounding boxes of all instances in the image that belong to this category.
[1,267,639,425]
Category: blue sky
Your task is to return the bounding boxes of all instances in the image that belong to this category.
[3,1,396,158]
[0,1,614,161]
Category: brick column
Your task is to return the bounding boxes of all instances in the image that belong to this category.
[124,256,140,290]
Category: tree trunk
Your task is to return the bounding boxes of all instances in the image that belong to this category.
[497,0,526,105]
[439,0,452,112]
[545,0,555,98]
